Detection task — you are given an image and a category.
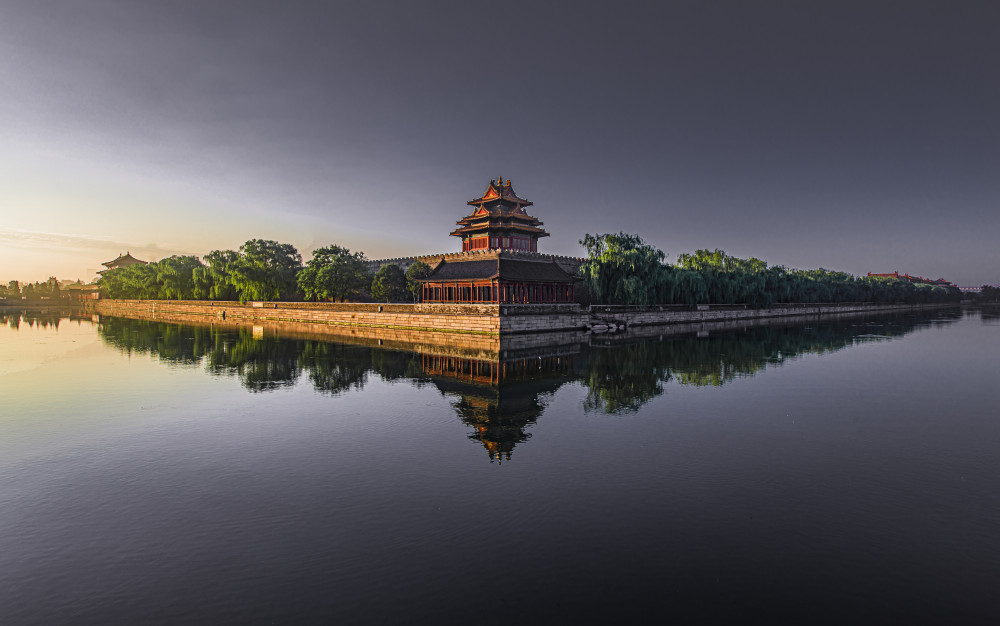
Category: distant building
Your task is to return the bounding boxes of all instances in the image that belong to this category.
[957,285,1000,293]
[369,178,583,304]
[98,252,147,276]
[867,271,953,288]
[66,283,102,301]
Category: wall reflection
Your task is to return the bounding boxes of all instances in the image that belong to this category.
[1,307,962,461]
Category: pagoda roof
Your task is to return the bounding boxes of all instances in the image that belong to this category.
[455,212,543,225]
[467,177,533,207]
[450,223,550,237]
[419,257,578,283]
[102,252,147,268]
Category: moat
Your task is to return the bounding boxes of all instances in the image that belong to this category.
[1,307,998,623]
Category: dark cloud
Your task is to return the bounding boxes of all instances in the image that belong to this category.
[1,0,997,284]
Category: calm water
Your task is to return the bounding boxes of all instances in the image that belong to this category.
[1,308,998,624]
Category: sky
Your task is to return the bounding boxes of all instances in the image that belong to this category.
[1,0,997,285]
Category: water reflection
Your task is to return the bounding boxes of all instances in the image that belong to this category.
[425,354,579,462]
[977,306,1000,324]
[2,308,962,461]
[0,308,78,330]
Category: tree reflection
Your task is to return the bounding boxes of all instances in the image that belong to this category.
[0,310,71,330]
[579,313,958,413]
[88,311,960,460]
[582,343,672,414]
[204,330,301,392]
[95,318,426,395]
[99,317,212,366]
[297,341,371,396]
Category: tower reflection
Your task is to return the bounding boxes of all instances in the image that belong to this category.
[422,353,580,462]
[20,307,959,462]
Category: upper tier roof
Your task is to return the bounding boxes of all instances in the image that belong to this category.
[467,177,533,207]
[101,252,147,268]
[418,257,579,283]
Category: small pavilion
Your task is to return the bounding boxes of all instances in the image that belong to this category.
[98,252,147,275]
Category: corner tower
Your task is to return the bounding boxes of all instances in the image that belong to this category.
[451,177,550,252]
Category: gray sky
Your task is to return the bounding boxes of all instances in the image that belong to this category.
[1,0,997,284]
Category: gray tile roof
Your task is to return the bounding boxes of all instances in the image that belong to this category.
[421,258,577,283]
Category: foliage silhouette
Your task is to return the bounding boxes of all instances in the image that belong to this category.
[371,264,408,303]
[580,234,963,307]
[297,245,369,302]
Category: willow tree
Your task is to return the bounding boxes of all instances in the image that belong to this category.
[195,249,241,300]
[228,239,302,303]
[155,255,203,300]
[99,263,159,299]
[579,233,671,305]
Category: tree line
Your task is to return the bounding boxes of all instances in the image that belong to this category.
[579,233,965,306]
[0,278,71,302]
[94,239,431,303]
[3,233,984,306]
[92,312,953,416]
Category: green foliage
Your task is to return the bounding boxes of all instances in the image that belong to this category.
[97,241,302,303]
[228,239,302,303]
[154,256,203,300]
[195,250,240,300]
[99,263,159,299]
[405,261,432,302]
[580,235,963,307]
[297,245,370,302]
[579,233,673,305]
[99,256,204,300]
[371,264,408,303]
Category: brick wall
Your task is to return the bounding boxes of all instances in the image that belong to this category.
[87,300,501,335]
[607,302,953,327]
[84,300,955,336]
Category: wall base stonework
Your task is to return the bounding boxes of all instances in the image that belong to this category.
[82,300,957,336]
[85,300,501,335]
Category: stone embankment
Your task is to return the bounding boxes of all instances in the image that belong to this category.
[81,299,956,336]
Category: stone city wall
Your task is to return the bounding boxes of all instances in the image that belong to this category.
[84,299,957,336]
[86,300,501,335]
[595,302,954,328]
[85,304,503,360]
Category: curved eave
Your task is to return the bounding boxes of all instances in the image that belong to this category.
[450,226,551,237]
[451,222,548,231]
[466,198,534,207]
[455,214,545,226]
